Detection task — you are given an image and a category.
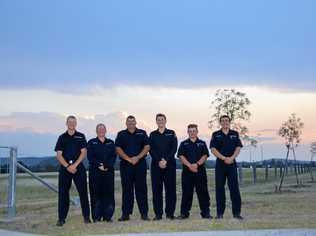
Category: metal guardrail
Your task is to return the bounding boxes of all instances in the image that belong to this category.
[0,146,77,220]
[0,146,17,218]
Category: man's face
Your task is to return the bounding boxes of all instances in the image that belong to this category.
[66,118,77,131]
[220,117,231,129]
[156,116,166,129]
[96,125,106,138]
[126,118,137,130]
[188,127,198,139]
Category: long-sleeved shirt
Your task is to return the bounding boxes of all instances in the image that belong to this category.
[87,137,116,169]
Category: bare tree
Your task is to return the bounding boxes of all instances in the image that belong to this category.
[209,89,251,139]
[278,113,304,191]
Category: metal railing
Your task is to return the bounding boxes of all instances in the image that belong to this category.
[0,146,77,220]
[0,146,17,219]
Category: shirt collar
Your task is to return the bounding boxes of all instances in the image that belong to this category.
[156,128,167,134]
[65,130,78,137]
[126,128,138,134]
[188,137,199,144]
[220,129,232,136]
[96,137,107,144]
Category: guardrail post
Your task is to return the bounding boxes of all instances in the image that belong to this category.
[7,147,17,218]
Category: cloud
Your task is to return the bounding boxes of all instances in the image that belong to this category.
[0,111,151,136]
[0,111,312,160]
[1,65,316,94]
[0,111,153,156]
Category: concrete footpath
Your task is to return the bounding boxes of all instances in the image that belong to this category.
[1,229,316,236]
[104,229,316,236]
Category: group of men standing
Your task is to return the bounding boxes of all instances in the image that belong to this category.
[54,113,243,227]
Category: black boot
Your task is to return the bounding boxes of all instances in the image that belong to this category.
[153,215,162,221]
[177,214,189,220]
[118,215,130,221]
[233,214,244,220]
[84,217,92,224]
[141,215,150,221]
[56,219,65,227]
[166,215,175,220]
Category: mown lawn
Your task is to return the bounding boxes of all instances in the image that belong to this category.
[0,169,316,235]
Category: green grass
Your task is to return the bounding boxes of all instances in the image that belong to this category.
[0,169,316,235]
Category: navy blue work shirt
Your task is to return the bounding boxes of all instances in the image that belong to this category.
[115,128,149,164]
[209,129,243,163]
[54,131,87,163]
[87,137,116,169]
[149,128,178,164]
[177,138,209,165]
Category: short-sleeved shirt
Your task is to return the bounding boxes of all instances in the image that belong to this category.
[177,138,209,165]
[87,137,116,169]
[149,128,178,164]
[210,129,243,163]
[54,131,87,163]
[115,128,149,164]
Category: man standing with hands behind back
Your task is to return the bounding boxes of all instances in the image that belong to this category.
[210,115,243,220]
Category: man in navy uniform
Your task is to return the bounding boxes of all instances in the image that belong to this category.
[149,113,178,220]
[177,124,211,219]
[54,115,91,226]
[87,123,116,222]
[210,115,243,220]
[115,115,150,221]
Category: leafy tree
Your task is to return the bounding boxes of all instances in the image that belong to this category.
[209,89,251,138]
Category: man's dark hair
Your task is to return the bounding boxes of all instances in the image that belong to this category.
[66,115,77,122]
[126,115,136,121]
[156,113,166,120]
[187,124,198,130]
[219,115,231,122]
